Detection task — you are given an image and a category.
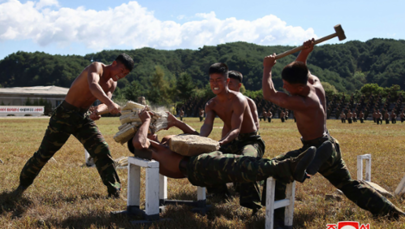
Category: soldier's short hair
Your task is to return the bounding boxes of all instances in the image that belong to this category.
[228,70,243,83]
[209,63,228,78]
[282,61,308,85]
[115,53,135,72]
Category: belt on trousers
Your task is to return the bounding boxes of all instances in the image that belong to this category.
[60,100,89,114]
[236,131,258,141]
[301,134,330,146]
[179,157,189,177]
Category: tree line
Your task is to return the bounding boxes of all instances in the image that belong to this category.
[0,38,404,105]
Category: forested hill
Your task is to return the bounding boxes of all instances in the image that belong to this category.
[0,38,404,94]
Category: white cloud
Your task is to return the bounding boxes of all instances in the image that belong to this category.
[0,0,317,51]
[35,0,59,10]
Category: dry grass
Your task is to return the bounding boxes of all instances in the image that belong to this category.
[1,117,405,228]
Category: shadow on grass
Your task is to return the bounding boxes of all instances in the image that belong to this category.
[161,205,260,229]
[293,209,320,227]
[45,208,230,229]
[45,211,136,228]
[167,183,238,203]
[167,190,199,201]
[0,190,32,218]
[41,193,104,203]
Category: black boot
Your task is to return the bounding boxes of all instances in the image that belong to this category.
[274,147,316,183]
[307,141,333,175]
[290,146,316,182]
[12,185,28,198]
[108,188,126,201]
[386,205,405,220]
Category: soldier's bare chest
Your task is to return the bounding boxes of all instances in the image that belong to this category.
[212,102,234,121]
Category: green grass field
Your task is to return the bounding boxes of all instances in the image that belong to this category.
[1,117,405,228]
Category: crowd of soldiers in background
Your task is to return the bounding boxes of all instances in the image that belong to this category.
[260,108,293,123]
[333,92,404,124]
[176,96,294,123]
[175,92,404,124]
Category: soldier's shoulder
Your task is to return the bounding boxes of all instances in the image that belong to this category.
[205,98,216,108]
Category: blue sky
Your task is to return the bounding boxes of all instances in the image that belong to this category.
[0,0,404,60]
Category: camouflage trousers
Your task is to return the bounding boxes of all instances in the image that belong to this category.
[272,133,398,220]
[192,133,265,210]
[19,101,121,195]
[184,151,292,187]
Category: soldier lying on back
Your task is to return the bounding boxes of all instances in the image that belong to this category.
[127,109,315,211]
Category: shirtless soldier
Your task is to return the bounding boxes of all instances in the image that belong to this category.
[261,109,267,122]
[200,63,264,213]
[179,108,184,121]
[353,110,357,122]
[377,110,383,125]
[227,70,259,130]
[359,110,365,123]
[14,53,134,198]
[268,110,273,123]
[340,111,346,123]
[347,110,353,124]
[384,111,390,124]
[391,110,397,124]
[280,110,285,122]
[262,39,404,228]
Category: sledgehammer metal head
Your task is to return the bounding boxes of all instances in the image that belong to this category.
[275,24,346,60]
[334,24,346,41]
[312,24,346,44]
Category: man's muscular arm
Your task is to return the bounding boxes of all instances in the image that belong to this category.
[87,63,120,114]
[262,54,314,111]
[89,79,118,120]
[221,124,230,139]
[219,96,245,145]
[90,87,117,120]
[132,108,152,150]
[295,38,314,64]
[166,112,199,135]
[295,38,320,85]
[200,102,215,137]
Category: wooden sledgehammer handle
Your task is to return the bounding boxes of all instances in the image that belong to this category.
[97,106,122,115]
[275,24,346,60]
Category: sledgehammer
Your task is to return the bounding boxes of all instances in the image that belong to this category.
[275,24,346,60]
[96,105,122,115]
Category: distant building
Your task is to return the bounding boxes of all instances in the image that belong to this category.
[0,86,68,109]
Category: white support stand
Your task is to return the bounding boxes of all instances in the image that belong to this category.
[84,149,95,167]
[395,175,405,195]
[265,177,296,229]
[356,154,394,198]
[112,157,209,223]
[159,174,209,214]
[126,157,160,221]
[357,154,371,182]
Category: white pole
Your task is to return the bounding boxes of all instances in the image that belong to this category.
[85,149,95,167]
